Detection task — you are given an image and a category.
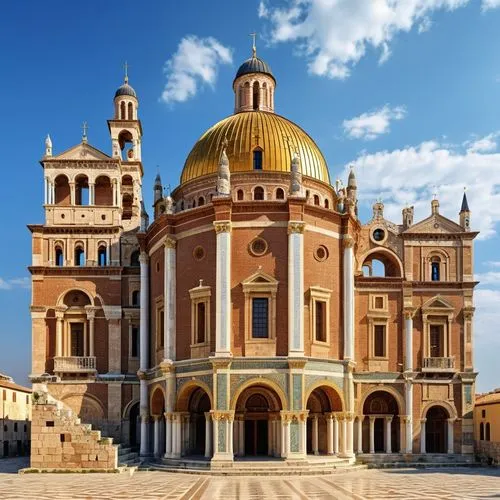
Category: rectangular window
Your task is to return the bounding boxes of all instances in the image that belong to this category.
[12,392,16,403]
[253,150,263,170]
[70,323,84,357]
[131,327,139,358]
[315,301,327,342]
[482,409,486,418]
[374,297,384,309]
[196,302,206,344]
[26,395,29,405]
[430,324,443,357]
[158,310,165,348]
[431,262,440,281]
[374,325,386,357]
[2,390,5,401]
[252,298,269,338]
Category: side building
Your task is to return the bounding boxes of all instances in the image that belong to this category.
[474,389,500,464]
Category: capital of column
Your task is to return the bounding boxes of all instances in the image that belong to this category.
[84,305,98,320]
[204,412,212,422]
[136,369,148,381]
[357,415,365,423]
[342,235,355,249]
[420,418,427,424]
[463,307,475,321]
[55,305,67,319]
[151,414,161,422]
[287,221,305,234]
[447,418,456,424]
[343,412,355,422]
[401,415,412,424]
[369,415,377,422]
[213,221,232,234]
[139,252,149,264]
[164,236,177,249]
[404,307,417,320]
[385,416,393,423]
[210,410,234,422]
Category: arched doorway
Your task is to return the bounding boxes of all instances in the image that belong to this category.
[188,388,211,456]
[151,388,166,458]
[426,405,448,453]
[128,402,140,447]
[234,384,283,457]
[306,385,343,455]
[362,390,400,453]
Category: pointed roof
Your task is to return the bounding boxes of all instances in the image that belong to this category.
[460,192,470,212]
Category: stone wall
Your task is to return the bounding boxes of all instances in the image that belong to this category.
[30,402,117,470]
[475,440,500,465]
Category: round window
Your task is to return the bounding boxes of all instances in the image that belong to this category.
[193,246,206,261]
[314,245,329,262]
[249,238,268,256]
[372,228,386,242]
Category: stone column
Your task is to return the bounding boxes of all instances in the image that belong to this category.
[165,413,172,458]
[164,237,177,361]
[139,374,150,456]
[340,415,347,455]
[369,417,376,454]
[44,177,48,205]
[326,415,334,455]
[268,417,273,456]
[214,222,232,356]
[183,415,191,456]
[140,414,149,456]
[139,252,150,371]
[69,181,76,205]
[404,309,414,371]
[238,418,245,456]
[288,222,305,355]
[346,414,354,456]
[153,416,161,457]
[356,416,364,454]
[172,414,181,458]
[204,412,212,458]
[228,416,234,457]
[343,236,355,360]
[88,182,95,205]
[447,419,455,454]
[55,309,65,357]
[420,419,426,454]
[385,416,393,453]
[405,381,413,453]
[312,416,319,455]
[85,307,95,357]
[333,415,339,454]
[103,308,122,374]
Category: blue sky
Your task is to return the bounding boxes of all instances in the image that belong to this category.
[1,1,499,391]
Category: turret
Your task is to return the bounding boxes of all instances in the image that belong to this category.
[459,190,471,231]
[372,200,384,219]
[44,134,52,157]
[346,168,358,217]
[153,173,163,204]
[402,205,414,229]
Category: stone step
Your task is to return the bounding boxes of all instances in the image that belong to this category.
[368,462,481,470]
[118,452,138,462]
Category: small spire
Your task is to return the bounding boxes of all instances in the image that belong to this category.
[348,166,357,188]
[124,61,129,84]
[81,121,88,143]
[250,32,257,57]
[461,187,470,212]
[45,134,52,157]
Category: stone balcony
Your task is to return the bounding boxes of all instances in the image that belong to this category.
[54,356,97,374]
[45,205,121,226]
[422,356,456,373]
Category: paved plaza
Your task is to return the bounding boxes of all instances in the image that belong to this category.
[0,460,499,500]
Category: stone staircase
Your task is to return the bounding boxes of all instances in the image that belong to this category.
[117,445,142,468]
[146,456,364,476]
[357,453,477,469]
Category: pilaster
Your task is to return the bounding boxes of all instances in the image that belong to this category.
[288,221,305,355]
[163,236,177,361]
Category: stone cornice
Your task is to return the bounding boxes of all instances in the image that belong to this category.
[28,225,122,235]
[29,266,123,276]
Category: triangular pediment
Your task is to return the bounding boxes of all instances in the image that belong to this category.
[51,142,112,161]
[404,214,463,235]
[242,270,277,286]
[422,295,454,311]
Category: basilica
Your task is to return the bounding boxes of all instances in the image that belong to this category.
[29,46,477,468]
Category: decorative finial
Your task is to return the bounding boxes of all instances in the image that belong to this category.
[199,279,204,288]
[82,121,88,143]
[250,32,257,57]
[45,134,52,157]
[124,61,129,84]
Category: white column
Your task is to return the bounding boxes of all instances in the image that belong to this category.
[44,177,48,204]
[341,417,347,455]
[139,252,149,371]
[153,416,160,457]
[140,414,149,456]
[228,418,234,457]
[204,413,212,458]
[288,222,305,355]
[55,314,63,357]
[356,416,364,454]
[343,236,355,360]
[333,416,339,454]
[300,416,307,456]
[275,418,281,457]
[69,182,76,206]
[85,309,95,357]
[346,416,354,455]
[214,222,232,355]
[385,417,392,453]
[173,415,181,458]
[164,237,176,361]
[89,182,95,205]
[447,419,454,454]
[238,418,245,456]
[165,414,172,458]
[112,180,117,207]
[184,416,190,456]
[327,416,334,455]
[404,310,414,371]
[369,417,375,454]
[312,416,319,455]
[405,381,413,453]
[50,181,55,204]
[420,419,426,454]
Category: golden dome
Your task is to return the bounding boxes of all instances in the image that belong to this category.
[180,111,330,185]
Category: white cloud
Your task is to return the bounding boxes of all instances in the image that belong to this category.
[0,277,30,290]
[160,36,233,104]
[465,132,499,154]
[342,105,406,140]
[482,0,500,11]
[346,135,500,239]
[261,0,499,79]
[475,289,500,345]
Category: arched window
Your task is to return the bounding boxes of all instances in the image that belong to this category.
[54,175,70,205]
[262,82,268,107]
[192,198,196,208]
[480,422,485,440]
[254,186,264,201]
[253,149,263,170]
[276,188,285,200]
[75,175,89,205]
[313,194,320,206]
[198,196,205,207]
[95,176,113,206]
[180,201,185,211]
[98,245,107,266]
[237,189,244,201]
[74,246,85,267]
[130,250,140,266]
[120,101,126,119]
[127,102,133,120]
[486,422,491,441]
[431,257,441,281]
[324,199,330,209]
[132,290,140,306]
[238,85,243,108]
[252,81,260,110]
[122,194,133,220]
[55,246,64,267]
